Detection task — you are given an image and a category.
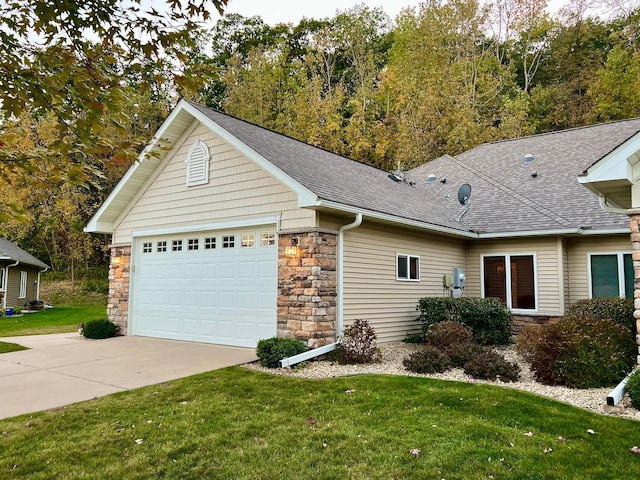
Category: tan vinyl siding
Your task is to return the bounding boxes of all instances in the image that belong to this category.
[342,222,466,343]
[3,266,39,308]
[466,237,564,315]
[566,234,631,304]
[113,122,315,244]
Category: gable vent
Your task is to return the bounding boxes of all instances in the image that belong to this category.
[186,140,210,186]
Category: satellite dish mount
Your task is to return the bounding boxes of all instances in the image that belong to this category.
[455,184,472,223]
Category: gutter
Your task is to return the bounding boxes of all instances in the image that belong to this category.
[599,195,628,215]
[279,213,363,368]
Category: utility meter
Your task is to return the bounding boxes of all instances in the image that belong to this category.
[452,267,466,288]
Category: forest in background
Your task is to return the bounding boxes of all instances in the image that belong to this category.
[1,0,639,279]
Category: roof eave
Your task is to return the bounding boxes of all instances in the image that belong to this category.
[477,227,628,239]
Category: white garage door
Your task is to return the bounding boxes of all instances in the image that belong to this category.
[131,227,277,348]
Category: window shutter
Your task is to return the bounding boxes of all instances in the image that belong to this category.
[186,140,210,186]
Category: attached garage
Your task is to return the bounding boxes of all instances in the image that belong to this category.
[130,226,277,348]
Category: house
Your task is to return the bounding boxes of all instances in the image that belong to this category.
[85,99,640,352]
[0,238,48,312]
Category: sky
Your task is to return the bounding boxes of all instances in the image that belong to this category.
[223,0,425,25]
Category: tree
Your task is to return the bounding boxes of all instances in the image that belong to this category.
[0,0,227,181]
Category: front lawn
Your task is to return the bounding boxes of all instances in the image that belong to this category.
[1,367,639,479]
[0,306,105,337]
[0,341,28,353]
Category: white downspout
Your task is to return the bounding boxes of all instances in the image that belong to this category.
[279,213,363,368]
[4,260,19,310]
[37,267,49,301]
[337,213,363,336]
[599,195,628,215]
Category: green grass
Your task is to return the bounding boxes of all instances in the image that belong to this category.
[1,367,639,479]
[0,341,28,353]
[0,306,106,337]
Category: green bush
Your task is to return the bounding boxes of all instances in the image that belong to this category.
[256,337,308,368]
[515,325,545,362]
[403,345,450,374]
[463,349,520,382]
[567,298,635,333]
[529,317,636,388]
[444,341,483,369]
[416,297,513,345]
[625,369,640,408]
[335,319,380,364]
[425,321,473,349]
[82,319,118,339]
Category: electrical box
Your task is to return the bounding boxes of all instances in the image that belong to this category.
[442,274,453,288]
[453,267,466,288]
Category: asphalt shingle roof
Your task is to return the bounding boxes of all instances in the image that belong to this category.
[188,101,640,236]
[0,238,48,269]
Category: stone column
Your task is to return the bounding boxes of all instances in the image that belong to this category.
[631,214,640,364]
[108,244,131,334]
[277,230,337,349]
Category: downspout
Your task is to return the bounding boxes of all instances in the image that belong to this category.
[3,260,19,310]
[599,195,628,215]
[37,267,49,302]
[279,213,363,368]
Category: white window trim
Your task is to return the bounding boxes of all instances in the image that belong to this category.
[185,140,210,187]
[396,253,420,282]
[19,271,27,298]
[587,251,632,298]
[480,253,538,313]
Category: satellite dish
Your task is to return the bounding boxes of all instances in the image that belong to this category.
[457,184,472,206]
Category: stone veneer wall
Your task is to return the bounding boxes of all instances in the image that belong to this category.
[277,230,337,349]
[630,214,640,364]
[108,244,131,335]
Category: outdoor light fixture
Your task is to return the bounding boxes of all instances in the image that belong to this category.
[112,256,122,265]
[285,237,299,256]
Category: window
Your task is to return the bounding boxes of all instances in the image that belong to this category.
[185,140,210,186]
[222,236,235,249]
[19,271,27,298]
[397,254,420,281]
[188,238,199,251]
[241,233,255,248]
[205,237,216,250]
[590,253,633,299]
[142,242,153,253]
[0,268,5,292]
[172,240,183,252]
[261,232,276,246]
[157,241,167,253]
[483,254,536,310]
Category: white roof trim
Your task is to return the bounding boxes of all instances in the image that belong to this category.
[85,100,318,234]
[579,131,640,185]
[132,216,280,238]
[477,227,628,239]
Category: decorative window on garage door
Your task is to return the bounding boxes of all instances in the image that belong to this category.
[185,140,210,186]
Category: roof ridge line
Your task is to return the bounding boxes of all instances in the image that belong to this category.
[448,156,574,228]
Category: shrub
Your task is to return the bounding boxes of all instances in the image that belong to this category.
[256,337,307,368]
[82,319,118,339]
[529,317,636,388]
[402,333,423,344]
[625,369,640,408]
[568,298,635,333]
[463,349,520,382]
[335,319,380,364]
[403,345,450,374]
[515,325,545,362]
[444,341,484,368]
[416,297,513,345]
[425,321,473,349]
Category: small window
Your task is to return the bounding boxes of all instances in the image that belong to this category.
[222,236,235,249]
[19,271,27,298]
[185,140,210,186]
[157,241,167,253]
[172,240,183,252]
[242,233,255,248]
[205,237,216,250]
[261,232,276,246]
[188,239,199,251]
[397,254,420,281]
[142,242,153,253]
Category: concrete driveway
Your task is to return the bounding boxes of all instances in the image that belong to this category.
[0,333,257,420]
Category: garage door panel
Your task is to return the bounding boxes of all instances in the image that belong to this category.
[131,227,277,347]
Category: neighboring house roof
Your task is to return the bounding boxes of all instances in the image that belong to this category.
[0,238,48,269]
[411,119,640,236]
[86,99,640,239]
